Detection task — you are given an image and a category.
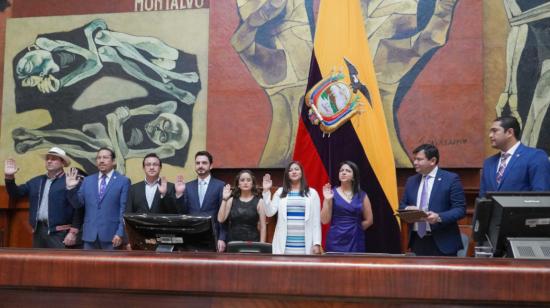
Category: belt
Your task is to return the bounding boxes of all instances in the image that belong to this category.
[37,222,72,231]
[55,224,72,231]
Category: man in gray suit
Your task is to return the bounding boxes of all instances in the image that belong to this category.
[177,151,226,252]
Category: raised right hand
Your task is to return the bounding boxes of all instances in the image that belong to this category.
[65,167,81,188]
[262,173,272,192]
[4,159,19,178]
[322,183,333,200]
[175,175,186,197]
[158,176,168,196]
[222,184,232,200]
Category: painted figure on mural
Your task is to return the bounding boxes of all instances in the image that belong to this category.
[232,0,313,167]
[11,19,201,173]
[496,0,550,155]
[362,0,459,166]
[12,101,188,174]
[232,0,460,167]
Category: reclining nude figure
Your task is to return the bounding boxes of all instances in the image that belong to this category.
[12,101,189,174]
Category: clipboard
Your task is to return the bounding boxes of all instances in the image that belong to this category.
[395,209,428,223]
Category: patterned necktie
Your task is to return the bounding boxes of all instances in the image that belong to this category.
[99,174,107,200]
[417,175,430,238]
[496,153,511,185]
[198,180,206,207]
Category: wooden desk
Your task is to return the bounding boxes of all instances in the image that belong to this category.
[0,249,549,307]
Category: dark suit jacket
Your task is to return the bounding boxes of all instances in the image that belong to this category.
[177,177,226,241]
[68,171,131,242]
[126,181,178,214]
[479,143,550,197]
[5,174,83,234]
[399,168,466,255]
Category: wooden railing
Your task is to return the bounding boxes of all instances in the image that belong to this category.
[0,249,549,306]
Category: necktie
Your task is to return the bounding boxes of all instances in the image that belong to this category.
[496,153,511,185]
[417,175,430,238]
[198,180,206,207]
[99,174,107,200]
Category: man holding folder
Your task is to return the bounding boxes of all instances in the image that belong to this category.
[399,144,466,256]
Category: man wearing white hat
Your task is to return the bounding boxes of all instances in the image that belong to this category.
[4,147,84,248]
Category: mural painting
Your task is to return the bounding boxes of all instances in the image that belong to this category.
[496,0,550,155]
[1,9,209,181]
[0,0,485,184]
[217,0,483,168]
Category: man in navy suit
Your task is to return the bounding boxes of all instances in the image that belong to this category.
[176,151,226,252]
[400,144,466,256]
[4,147,83,248]
[126,153,178,215]
[479,116,550,197]
[66,147,131,250]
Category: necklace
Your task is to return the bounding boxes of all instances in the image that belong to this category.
[340,188,353,200]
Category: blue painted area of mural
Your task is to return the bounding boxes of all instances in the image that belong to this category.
[391,0,435,40]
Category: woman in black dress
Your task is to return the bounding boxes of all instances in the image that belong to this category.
[218,170,266,242]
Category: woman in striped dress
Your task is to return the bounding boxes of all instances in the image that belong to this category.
[262,161,322,255]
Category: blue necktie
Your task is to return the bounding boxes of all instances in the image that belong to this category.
[198,180,206,208]
[417,175,430,238]
[99,174,107,200]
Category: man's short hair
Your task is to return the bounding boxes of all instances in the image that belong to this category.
[413,144,439,164]
[494,115,521,140]
[195,150,213,164]
[142,153,162,168]
[97,147,116,160]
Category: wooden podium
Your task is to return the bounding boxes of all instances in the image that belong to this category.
[0,249,549,307]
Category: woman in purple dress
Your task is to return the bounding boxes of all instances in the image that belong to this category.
[321,161,373,252]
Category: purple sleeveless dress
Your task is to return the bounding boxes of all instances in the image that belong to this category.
[325,188,366,252]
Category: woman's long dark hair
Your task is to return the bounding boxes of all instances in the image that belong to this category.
[339,160,361,196]
[232,169,259,198]
[281,161,309,198]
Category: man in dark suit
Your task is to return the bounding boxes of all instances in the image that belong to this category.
[4,147,83,248]
[66,147,131,250]
[400,144,466,256]
[177,150,226,252]
[126,153,178,214]
[479,116,550,197]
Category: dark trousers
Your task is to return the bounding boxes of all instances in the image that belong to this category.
[33,221,66,249]
[84,235,115,250]
[410,232,457,256]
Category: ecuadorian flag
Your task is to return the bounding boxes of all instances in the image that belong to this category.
[293,0,401,253]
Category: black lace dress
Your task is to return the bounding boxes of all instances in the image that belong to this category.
[228,196,260,242]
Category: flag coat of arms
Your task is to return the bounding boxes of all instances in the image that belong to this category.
[293,0,401,253]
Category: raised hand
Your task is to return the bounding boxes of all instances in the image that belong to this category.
[222,184,232,200]
[65,167,81,189]
[175,175,185,198]
[4,159,19,178]
[262,173,272,192]
[158,176,168,196]
[322,183,333,200]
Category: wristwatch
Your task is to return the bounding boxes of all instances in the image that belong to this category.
[436,216,442,223]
